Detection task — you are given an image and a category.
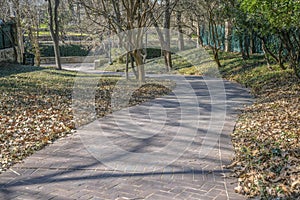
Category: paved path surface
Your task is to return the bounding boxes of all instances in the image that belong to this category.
[0,76,253,200]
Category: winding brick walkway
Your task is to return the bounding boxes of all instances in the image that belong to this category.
[0,76,252,200]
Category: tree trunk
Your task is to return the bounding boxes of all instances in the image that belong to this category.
[176,11,184,51]
[15,7,24,64]
[7,20,18,62]
[133,50,145,83]
[250,31,256,54]
[292,61,300,79]
[164,0,172,71]
[28,26,41,66]
[224,21,232,52]
[130,53,138,79]
[278,42,286,70]
[125,52,129,80]
[47,0,62,70]
[244,34,250,59]
[53,39,61,69]
[239,34,247,59]
[209,14,221,68]
[213,49,221,68]
[196,20,203,48]
[164,50,172,71]
[262,40,273,70]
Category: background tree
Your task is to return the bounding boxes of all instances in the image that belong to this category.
[196,0,224,68]
[22,0,43,66]
[46,0,62,70]
[147,0,177,72]
[162,0,177,71]
[82,0,161,82]
[10,0,25,64]
[239,0,300,78]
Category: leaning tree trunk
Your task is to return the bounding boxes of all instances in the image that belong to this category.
[261,40,273,70]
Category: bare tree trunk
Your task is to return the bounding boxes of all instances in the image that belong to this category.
[34,27,41,66]
[224,21,232,52]
[125,52,129,80]
[133,49,145,83]
[47,0,62,70]
[250,31,256,54]
[164,51,172,71]
[13,2,24,64]
[6,20,18,62]
[130,53,138,79]
[244,34,250,59]
[163,0,172,71]
[27,24,41,66]
[209,13,221,68]
[239,34,247,59]
[176,11,184,51]
[196,19,203,48]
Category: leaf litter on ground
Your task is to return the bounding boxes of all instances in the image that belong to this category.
[220,55,300,199]
[0,64,173,173]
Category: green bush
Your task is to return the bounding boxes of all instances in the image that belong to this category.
[40,44,90,57]
[146,48,162,59]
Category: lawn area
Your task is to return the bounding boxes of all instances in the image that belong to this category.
[0,64,172,173]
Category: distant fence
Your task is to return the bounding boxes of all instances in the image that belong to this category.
[0,23,15,50]
[200,25,264,54]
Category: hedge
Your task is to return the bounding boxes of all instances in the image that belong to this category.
[40,44,90,57]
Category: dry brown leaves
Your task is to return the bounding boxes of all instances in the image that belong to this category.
[0,66,172,173]
[229,75,300,199]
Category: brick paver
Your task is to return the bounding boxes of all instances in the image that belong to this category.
[0,76,253,200]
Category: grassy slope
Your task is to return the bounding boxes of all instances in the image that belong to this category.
[219,53,300,199]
